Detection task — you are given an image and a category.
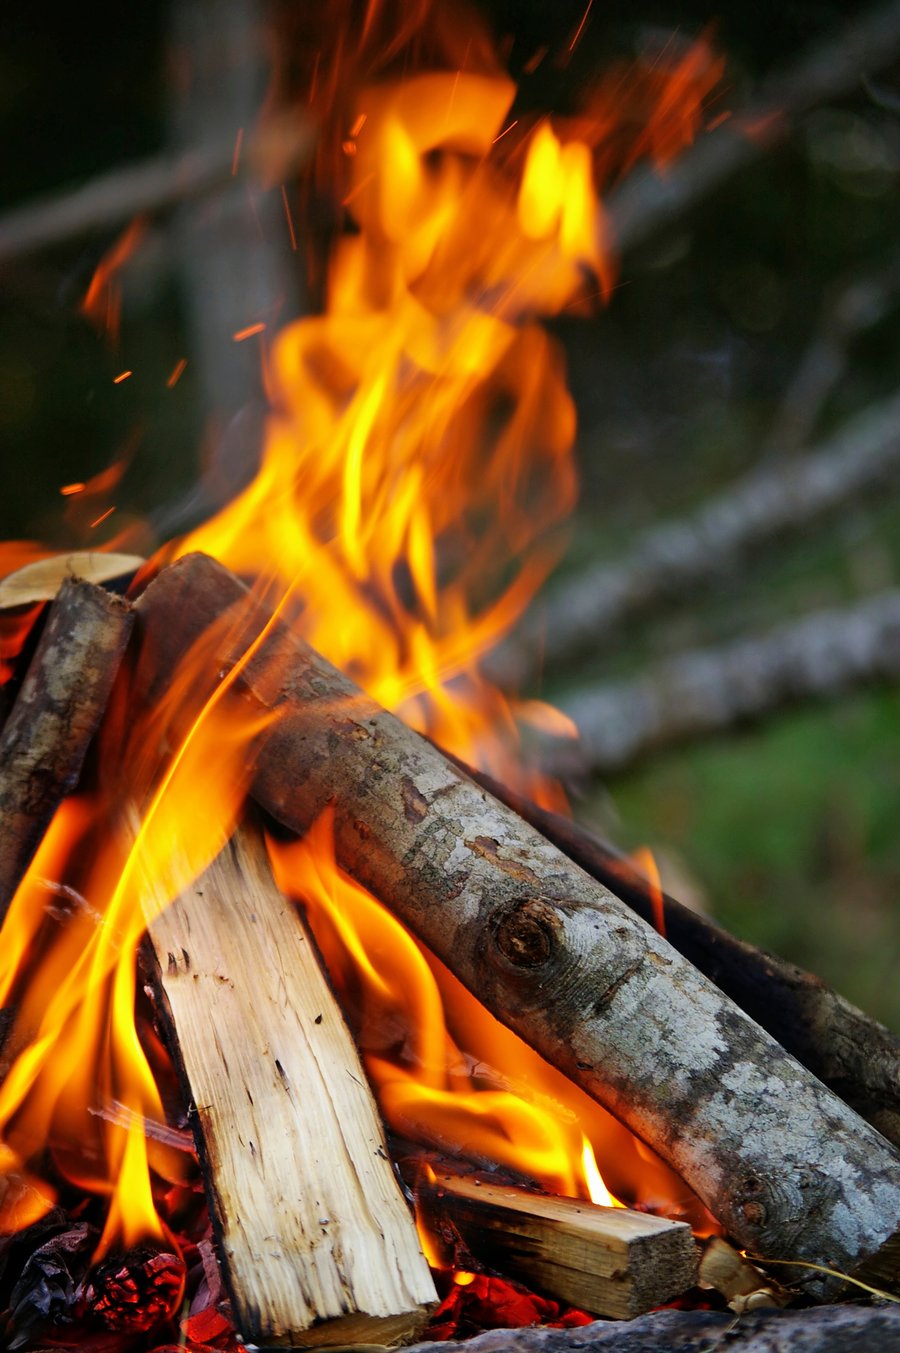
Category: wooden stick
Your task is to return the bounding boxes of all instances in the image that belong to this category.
[415,1167,697,1319]
[143,819,436,1348]
[132,554,900,1298]
[0,578,133,921]
[449,757,900,1151]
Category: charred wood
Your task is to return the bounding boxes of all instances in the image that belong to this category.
[132,553,900,1298]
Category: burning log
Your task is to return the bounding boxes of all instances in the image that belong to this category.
[133,554,900,1298]
[415,1167,697,1320]
[450,758,900,1151]
[142,818,437,1348]
[0,577,133,920]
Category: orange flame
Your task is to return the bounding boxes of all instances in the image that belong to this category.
[0,596,281,1255]
[81,218,146,343]
[0,3,723,1256]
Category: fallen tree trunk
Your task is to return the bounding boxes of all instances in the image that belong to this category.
[0,577,133,921]
[449,756,900,1150]
[131,553,900,1298]
[143,819,436,1347]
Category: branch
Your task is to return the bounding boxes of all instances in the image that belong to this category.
[492,389,900,685]
[608,0,900,255]
[549,589,900,777]
[0,118,314,264]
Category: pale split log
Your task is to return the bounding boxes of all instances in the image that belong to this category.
[132,554,900,1299]
[0,553,145,609]
[445,755,900,1151]
[415,1167,697,1319]
[142,819,436,1348]
[0,577,133,920]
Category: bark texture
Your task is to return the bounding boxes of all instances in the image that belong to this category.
[451,757,900,1150]
[405,1305,900,1353]
[144,821,436,1347]
[133,554,900,1298]
[0,577,133,920]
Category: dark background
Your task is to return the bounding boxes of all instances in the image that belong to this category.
[2,0,898,1026]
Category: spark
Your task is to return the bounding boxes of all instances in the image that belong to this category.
[569,0,594,53]
[350,113,367,137]
[233,322,266,342]
[491,119,518,146]
[89,507,116,530]
[60,483,85,497]
[706,110,733,132]
[113,370,132,384]
[281,185,298,251]
[166,358,188,389]
[231,127,244,177]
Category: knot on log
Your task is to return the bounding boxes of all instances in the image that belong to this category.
[725,1165,835,1256]
[492,899,560,969]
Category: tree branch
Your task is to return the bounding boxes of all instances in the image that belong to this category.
[492,390,900,686]
[548,589,900,777]
[608,0,900,255]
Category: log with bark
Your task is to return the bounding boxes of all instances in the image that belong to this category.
[413,1166,697,1319]
[0,577,133,921]
[404,1304,900,1353]
[142,817,437,1348]
[447,756,900,1151]
[131,553,900,1298]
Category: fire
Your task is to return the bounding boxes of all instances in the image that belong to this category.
[0,0,723,1265]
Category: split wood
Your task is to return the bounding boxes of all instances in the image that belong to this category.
[132,553,900,1299]
[0,577,133,922]
[143,819,436,1348]
[415,1167,697,1319]
[451,757,900,1151]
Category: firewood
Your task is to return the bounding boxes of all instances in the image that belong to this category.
[403,1304,900,1353]
[415,1167,697,1319]
[0,553,145,609]
[142,819,436,1348]
[448,757,900,1150]
[0,578,133,920]
[132,554,900,1299]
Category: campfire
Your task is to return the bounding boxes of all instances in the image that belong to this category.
[1,2,899,1350]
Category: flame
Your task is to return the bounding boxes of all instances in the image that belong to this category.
[268,809,617,1230]
[630,846,666,938]
[0,2,723,1259]
[0,594,282,1255]
[81,217,146,343]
